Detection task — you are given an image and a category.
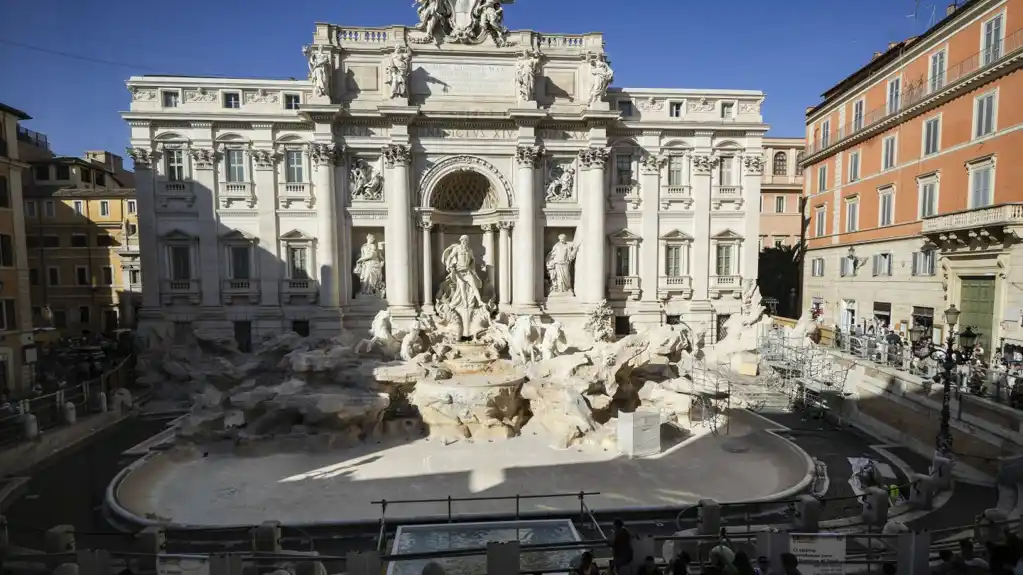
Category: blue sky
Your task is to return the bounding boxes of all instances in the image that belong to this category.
[2,0,940,159]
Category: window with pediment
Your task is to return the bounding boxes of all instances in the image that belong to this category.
[660,230,693,278]
[221,230,258,280]
[608,229,642,277]
[159,229,196,281]
[280,230,316,280]
[711,229,743,277]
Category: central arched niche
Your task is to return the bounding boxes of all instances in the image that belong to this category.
[430,171,495,212]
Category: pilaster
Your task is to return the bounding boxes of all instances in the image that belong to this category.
[383,143,414,314]
[513,145,540,311]
[188,143,223,308]
[690,141,715,303]
[741,153,765,281]
[311,142,342,311]
[251,141,281,308]
[126,147,162,311]
[578,146,610,304]
[639,148,664,305]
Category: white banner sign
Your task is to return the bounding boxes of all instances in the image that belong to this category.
[789,533,846,575]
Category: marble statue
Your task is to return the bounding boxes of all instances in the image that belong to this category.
[515,50,541,102]
[356,309,396,354]
[414,0,510,45]
[353,234,385,297]
[475,0,508,45]
[437,235,485,337]
[414,0,449,38]
[545,234,579,295]
[305,47,331,99]
[508,315,542,363]
[545,164,575,202]
[587,53,614,106]
[384,45,411,100]
[400,321,426,361]
[539,321,567,361]
[585,299,616,342]
[350,158,384,201]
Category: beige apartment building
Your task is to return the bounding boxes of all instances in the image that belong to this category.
[0,103,38,396]
[760,137,805,250]
[19,139,140,335]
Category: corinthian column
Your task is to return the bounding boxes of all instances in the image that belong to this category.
[311,143,341,308]
[579,146,610,304]
[189,146,222,308]
[498,221,513,306]
[513,146,540,310]
[126,147,161,310]
[383,144,413,309]
[420,221,434,308]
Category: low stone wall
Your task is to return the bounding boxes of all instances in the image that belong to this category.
[0,411,127,478]
[830,350,1023,477]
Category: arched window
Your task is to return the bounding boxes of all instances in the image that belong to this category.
[795,151,805,175]
[773,152,787,176]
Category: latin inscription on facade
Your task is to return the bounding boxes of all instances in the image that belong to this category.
[411,63,514,96]
[415,127,517,139]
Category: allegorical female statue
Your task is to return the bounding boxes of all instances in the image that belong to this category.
[546,234,579,294]
[354,234,385,297]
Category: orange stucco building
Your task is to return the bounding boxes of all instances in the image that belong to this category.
[801,0,1022,355]
[759,137,805,250]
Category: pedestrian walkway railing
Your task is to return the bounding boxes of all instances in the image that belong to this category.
[0,354,136,448]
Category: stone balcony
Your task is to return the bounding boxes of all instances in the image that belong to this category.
[219,182,255,209]
[711,185,743,210]
[921,203,1023,249]
[608,275,641,300]
[709,275,742,299]
[158,180,195,208]
[222,279,260,304]
[281,278,317,304]
[657,275,693,301]
[279,182,313,209]
[611,184,640,209]
[660,185,693,210]
[161,279,201,305]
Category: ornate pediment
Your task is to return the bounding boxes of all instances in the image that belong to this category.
[280,229,314,241]
[659,229,694,242]
[220,229,259,243]
[159,229,195,241]
[711,228,743,241]
[608,228,642,243]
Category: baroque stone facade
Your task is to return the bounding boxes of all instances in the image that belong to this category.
[123,4,767,343]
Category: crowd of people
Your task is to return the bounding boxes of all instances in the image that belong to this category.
[567,520,1023,575]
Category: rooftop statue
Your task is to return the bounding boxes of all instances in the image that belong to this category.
[413,0,513,46]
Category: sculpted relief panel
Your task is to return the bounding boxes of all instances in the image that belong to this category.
[411,62,515,96]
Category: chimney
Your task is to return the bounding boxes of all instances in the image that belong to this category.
[887,41,899,50]
[946,2,957,16]
[872,51,883,60]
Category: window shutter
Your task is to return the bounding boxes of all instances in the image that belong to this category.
[839,259,846,277]
[886,255,893,276]
[911,252,919,276]
[871,254,879,276]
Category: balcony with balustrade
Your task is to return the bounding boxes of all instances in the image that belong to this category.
[657,275,693,301]
[659,185,693,210]
[611,184,640,209]
[608,275,641,300]
[279,182,313,209]
[281,277,318,304]
[922,203,1023,249]
[158,180,196,208]
[161,278,201,305]
[709,275,742,299]
[711,185,743,210]
[219,182,255,209]
[222,278,261,304]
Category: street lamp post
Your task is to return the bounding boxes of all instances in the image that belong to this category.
[908,304,979,458]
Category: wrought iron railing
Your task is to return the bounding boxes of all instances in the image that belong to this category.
[805,28,1023,156]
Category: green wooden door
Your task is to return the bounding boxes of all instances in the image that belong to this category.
[959,276,995,351]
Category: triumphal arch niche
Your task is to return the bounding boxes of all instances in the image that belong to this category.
[304,0,763,334]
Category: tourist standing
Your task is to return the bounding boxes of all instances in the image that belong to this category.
[779,553,803,575]
[733,551,757,575]
[611,519,635,575]
[668,551,691,575]
[573,551,600,575]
